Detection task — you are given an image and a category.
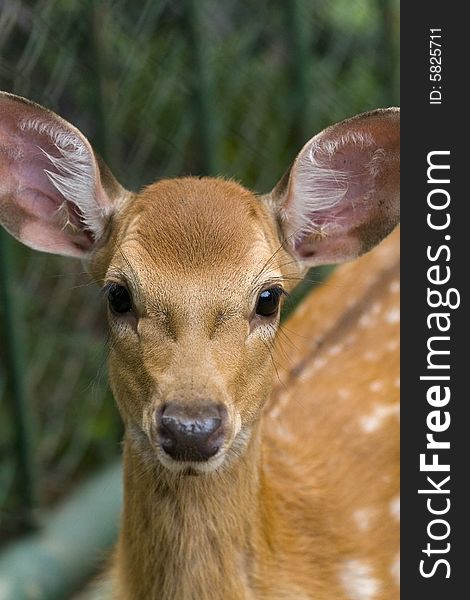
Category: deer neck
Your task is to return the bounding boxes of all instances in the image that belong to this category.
[116,422,270,600]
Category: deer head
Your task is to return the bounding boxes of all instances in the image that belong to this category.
[0,92,399,475]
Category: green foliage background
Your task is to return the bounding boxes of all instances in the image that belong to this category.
[0,0,399,539]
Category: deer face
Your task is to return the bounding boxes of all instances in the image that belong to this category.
[92,178,292,472]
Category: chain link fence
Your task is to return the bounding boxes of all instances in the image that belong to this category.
[0,0,399,542]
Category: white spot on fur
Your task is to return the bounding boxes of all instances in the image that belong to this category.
[269,405,281,419]
[338,387,351,400]
[394,377,400,388]
[344,333,358,346]
[299,356,327,381]
[386,338,399,352]
[339,559,380,600]
[353,508,373,531]
[389,280,400,294]
[370,302,382,315]
[359,313,374,329]
[274,423,295,443]
[369,380,384,393]
[364,350,379,362]
[328,343,343,356]
[389,496,400,522]
[390,553,400,586]
[360,403,400,433]
[385,308,400,324]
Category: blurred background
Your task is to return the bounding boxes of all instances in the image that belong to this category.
[0,0,399,597]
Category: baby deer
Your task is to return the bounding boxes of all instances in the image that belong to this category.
[0,92,399,600]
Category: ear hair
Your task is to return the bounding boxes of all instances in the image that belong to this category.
[20,116,110,240]
[0,91,127,257]
[283,130,381,244]
[270,108,400,267]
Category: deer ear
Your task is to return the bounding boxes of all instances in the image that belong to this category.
[269,108,400,267]
[0,92,128,258]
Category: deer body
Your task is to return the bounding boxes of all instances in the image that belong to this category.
[0,92,400,599]
[265,230,400,600]
[112,229,399,600]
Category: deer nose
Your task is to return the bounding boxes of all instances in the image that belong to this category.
[156,403,227,462]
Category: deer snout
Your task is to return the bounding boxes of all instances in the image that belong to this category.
[156,403,227,462]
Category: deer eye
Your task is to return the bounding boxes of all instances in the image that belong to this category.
[255,287,283,317]
[106,283,132,315]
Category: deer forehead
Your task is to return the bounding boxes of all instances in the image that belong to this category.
[102,177,285,301]
[118,177,275,262]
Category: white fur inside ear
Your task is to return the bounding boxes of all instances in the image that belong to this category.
[283,130,376,245]
[20,117,108,240]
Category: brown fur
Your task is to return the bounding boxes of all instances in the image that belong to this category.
[87,179,400,599]
[0,94,400,599]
